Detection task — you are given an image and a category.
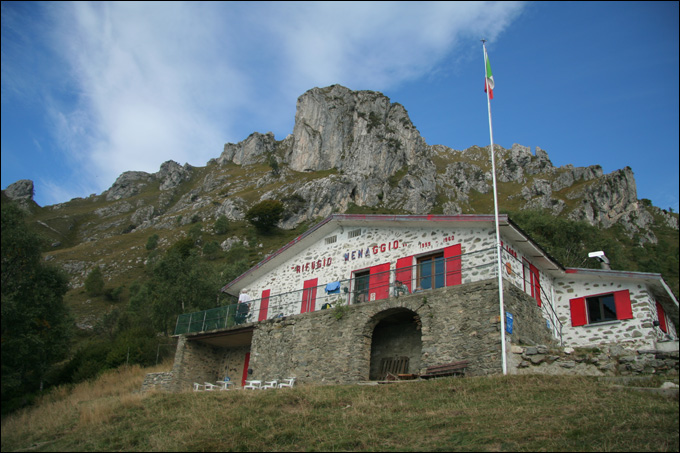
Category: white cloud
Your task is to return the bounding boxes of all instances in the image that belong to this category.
[42,1,525,199]
[268,1,525,91]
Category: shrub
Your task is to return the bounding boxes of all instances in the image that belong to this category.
[214,215,229,235]
[85,267,105,297]
[145,234,159,250]
[245,200,285,232]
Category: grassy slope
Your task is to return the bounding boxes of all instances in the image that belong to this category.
[2,363,678,452]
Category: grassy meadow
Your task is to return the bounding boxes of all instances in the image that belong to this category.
[1,362,678,452]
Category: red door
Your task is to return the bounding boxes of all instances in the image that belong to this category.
[369,263,391,301]
[301,278,318,313]
[258,289,270,321]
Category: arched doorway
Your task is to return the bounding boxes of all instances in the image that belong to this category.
[368,308,422,380]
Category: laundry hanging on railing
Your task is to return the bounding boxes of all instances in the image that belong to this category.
[325,281,341,294]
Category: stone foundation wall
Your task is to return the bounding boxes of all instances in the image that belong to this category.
[154,282,675,391]
[168,336,224,392]
[508,343,679,377]
[164,279,554,391]
[141,371,174,392]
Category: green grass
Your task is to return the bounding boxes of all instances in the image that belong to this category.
[2,364,678,452]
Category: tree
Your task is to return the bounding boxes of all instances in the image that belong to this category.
[84,266,105,296]
[214,215,229,235]
[245,200,284,232]
[145,238,223,334]
[145,233,159,250]
[1,203,71,406]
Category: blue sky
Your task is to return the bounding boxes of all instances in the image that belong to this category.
[2,1,678,211]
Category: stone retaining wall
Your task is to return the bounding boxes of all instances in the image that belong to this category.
[141,371,174,392]
[163,279,554,391]
[509,343,679,376]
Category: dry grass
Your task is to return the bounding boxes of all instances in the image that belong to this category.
[2,369,678,452]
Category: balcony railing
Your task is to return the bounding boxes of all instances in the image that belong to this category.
[174,246,563,343]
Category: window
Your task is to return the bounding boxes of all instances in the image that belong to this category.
[348,228,362,239]
[569,290,633,327]
[324,235,337,245]
[586,294,617,324]
[353,270,370,303]
[417,253,445,290]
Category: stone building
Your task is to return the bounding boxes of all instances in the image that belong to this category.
[163,214,678,392]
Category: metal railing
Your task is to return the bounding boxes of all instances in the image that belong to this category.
[174,246,562,341]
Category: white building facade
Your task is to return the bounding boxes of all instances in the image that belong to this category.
[220,214,678,351]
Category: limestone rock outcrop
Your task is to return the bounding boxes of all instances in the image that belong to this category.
[3,85,675,250]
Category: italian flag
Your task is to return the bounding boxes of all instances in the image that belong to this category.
[484,48,494,99]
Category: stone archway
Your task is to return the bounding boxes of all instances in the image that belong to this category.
[368,308,422,380]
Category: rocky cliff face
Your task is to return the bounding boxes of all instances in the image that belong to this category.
[4,85,677,249]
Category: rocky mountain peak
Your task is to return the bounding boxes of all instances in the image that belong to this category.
[284,85,428,178]
[4,179,34,203]
[3,85,677,250]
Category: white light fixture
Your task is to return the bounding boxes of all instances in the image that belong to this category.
[588,251,610,269]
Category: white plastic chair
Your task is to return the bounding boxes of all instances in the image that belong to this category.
[217,380,234,390]
[262,379,278,390]
[244,380,262,390]
[204,382,219,391]
[278,377,296,389]
[193,382,204,392]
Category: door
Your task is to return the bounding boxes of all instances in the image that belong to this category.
[301,278,318,313]
[418,253,445,290]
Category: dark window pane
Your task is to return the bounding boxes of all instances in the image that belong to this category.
[586,294,617,323]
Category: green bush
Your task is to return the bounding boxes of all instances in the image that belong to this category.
[84,266,105,296]
[245,200,285,232]
[145,234,159,250]
[214,215,229,235]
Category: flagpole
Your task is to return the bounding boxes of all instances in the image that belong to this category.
[482,40,507,375]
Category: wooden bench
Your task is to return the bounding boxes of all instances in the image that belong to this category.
[420,360,469,379]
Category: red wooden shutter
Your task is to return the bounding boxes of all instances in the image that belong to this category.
[613,290,633,320]
[369,262,391,301]
[444,244,462,287]
[395,256,414,292]
[569,297,587,327]
[530,263,541,307]
[301,278,318,313]
[258,289,270,322]
[656,301,668,333]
